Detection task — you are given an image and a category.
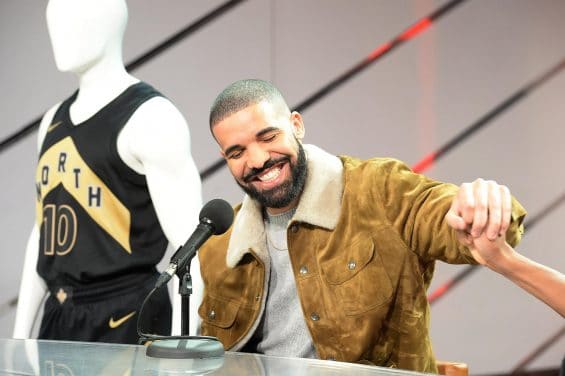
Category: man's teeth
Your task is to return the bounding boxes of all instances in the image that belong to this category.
[258,167,281,182]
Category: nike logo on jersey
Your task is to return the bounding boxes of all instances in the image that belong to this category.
[109,311,136,329]
[47,121,62,133]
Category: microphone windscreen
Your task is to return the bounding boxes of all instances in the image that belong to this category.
[199,198,234,235]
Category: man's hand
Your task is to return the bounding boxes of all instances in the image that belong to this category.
[445,178,513,265]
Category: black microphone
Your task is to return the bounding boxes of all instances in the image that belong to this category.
[155,198,234,288]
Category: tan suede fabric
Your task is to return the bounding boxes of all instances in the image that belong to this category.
[198,145,526,373]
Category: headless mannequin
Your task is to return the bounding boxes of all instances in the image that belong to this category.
[14,0,202,339]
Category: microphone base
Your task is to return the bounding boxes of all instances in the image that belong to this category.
[145,336,224,359]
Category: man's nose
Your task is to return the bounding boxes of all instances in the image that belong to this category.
[246,144,270,170]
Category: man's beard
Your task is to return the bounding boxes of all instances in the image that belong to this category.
[236,141,308,210]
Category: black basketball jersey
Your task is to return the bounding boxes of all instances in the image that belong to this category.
[35,82,169,288]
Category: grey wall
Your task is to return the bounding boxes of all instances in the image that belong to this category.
[1,0,564,374]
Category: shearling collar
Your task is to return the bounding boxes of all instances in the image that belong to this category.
[226,144,344,268]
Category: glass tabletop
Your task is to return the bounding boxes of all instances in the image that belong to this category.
[0,338,433,375]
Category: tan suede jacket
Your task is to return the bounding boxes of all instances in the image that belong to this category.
[198,145,526,373]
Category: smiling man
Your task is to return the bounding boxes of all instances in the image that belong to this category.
[213,94,307,215]
[197,79,529,372]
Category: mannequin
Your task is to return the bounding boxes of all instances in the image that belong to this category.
[13,0,202,343]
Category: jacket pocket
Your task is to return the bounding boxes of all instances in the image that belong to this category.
[198,294,241,329]
[320,235,393,315]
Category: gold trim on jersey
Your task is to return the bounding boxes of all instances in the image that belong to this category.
[47,121,62,133]
[36,137,132,254]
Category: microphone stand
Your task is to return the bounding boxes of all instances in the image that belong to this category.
[178,259,193,335]
[145,247,224,365]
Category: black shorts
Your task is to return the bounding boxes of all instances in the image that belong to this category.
[39,271,171,344]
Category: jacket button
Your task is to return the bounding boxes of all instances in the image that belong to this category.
[299,266,309,275]
[310,312,320,321]
[347,260,356,270]
[208,310,216,320]
[255,294,261,301]
[290,224,299,233]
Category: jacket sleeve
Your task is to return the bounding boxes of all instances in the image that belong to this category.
[372,158,526,264]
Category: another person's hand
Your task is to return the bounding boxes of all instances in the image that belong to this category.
[445,178,513,265]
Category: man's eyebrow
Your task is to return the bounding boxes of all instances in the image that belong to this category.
[256,126,280,138]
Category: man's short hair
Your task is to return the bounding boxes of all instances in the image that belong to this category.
[209,79,290,130]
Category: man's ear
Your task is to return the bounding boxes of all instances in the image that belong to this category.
[290,111,305,140]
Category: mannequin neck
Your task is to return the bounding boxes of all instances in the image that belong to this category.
[70,55,139,125]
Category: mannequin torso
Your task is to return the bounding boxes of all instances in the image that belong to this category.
[14,0,202,342]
